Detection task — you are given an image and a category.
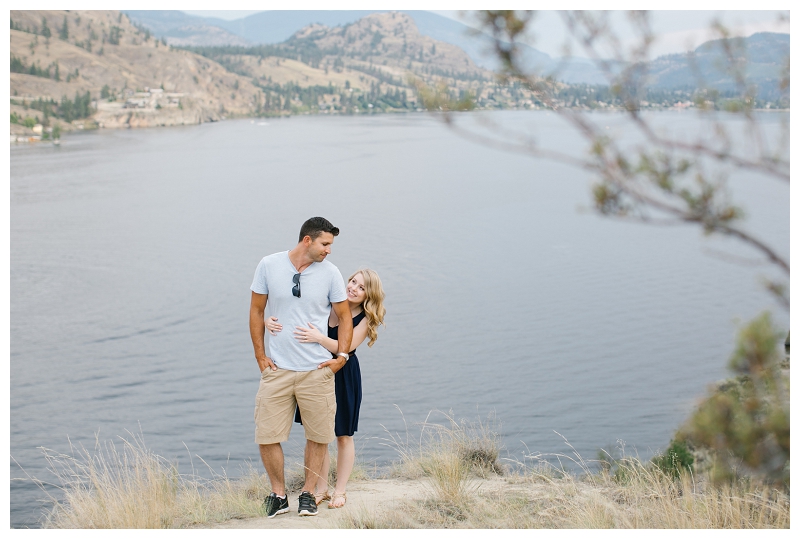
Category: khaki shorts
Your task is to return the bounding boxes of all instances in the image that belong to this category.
[254,367,336,445]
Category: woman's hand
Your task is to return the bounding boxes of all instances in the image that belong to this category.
[294,322,325,344]
[265,317,282,336]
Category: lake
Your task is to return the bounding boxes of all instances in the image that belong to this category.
[9,110,789,527]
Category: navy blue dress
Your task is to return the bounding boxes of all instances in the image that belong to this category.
[295,311,365,437]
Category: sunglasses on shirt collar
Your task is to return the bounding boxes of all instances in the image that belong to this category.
[292,273,301,298]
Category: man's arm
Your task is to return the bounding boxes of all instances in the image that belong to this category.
[250,291,276,372]
[318,300,352,374]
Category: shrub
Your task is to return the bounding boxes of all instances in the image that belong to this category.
[651,439,694,479]
[680,313,789,486]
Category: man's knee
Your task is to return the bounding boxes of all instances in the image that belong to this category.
[305,439,327,452]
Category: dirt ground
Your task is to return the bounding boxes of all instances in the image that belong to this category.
[194,476,515,529]
[193,478,430,529]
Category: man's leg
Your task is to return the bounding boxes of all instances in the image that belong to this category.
[315,447,331,495]
[259,443,286,497]
[294,367,336,497]
[254,369,296,500]
[303,439,328,493]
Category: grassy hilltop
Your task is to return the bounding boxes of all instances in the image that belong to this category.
[38,416,789,529]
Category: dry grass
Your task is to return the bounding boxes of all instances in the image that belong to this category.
[37,432,311,528]
[342,422,790,529]
[341,474,790,529]
[381,410,504,507]
[35,430,382,529]
[34,418,790,529]
[40,434,181,528]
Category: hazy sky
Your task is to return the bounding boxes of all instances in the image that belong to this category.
[181,9,789,58]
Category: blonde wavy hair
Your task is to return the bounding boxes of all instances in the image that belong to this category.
[349,268,386,347]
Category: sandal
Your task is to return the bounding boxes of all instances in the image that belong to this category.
[314,491,331,506]
[328,492,346,509]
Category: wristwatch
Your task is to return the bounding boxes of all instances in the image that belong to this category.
[336,352,349,362]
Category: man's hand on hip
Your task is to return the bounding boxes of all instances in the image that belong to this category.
[318,356,346,374]
[258,356,277,373]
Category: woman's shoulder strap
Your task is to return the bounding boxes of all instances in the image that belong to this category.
[353,311,367,326]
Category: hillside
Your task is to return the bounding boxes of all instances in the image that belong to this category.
[185,12,521,116]
[10,10,508,139]
[10,10,263,138]
[9,10,790,141]
[119,10,250,47]
[646,32,789,100]
[125,10,552,75]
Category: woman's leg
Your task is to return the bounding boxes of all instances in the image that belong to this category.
[331,435,354,506]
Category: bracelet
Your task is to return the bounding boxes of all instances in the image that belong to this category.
[336,352,349,362]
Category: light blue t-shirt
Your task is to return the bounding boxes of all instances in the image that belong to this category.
[251,251,347,371]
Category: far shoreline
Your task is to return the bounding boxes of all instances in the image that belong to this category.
[10,105,789,145]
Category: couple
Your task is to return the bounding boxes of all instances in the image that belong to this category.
[249,217,386,518]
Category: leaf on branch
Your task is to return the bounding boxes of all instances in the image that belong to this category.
[411,78,475,113]
[592,181,630,216]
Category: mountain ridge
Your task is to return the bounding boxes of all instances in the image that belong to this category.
[9,10,789,142]
[125,10,789,92]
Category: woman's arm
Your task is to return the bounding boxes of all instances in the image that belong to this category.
[294,318,369,354]
[265,316,282,335]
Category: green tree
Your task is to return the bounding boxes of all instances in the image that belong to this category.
[11,55,26,73]
[40,17,51,38]
[109,26,121,45]
[59,16,68,40]
[679,314,789,485]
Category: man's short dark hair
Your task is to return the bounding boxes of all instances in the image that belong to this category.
[299,217,339,242]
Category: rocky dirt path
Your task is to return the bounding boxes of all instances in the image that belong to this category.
[195,478,428,529]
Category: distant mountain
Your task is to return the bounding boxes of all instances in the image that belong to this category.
[282,12,482,76]
[210,10,375,44]
[125,10,621,84]
[125,10,556,72]
[124,11,789,96]
[123,10,209,35]
[646,32,789,99]
[124,10,250,46]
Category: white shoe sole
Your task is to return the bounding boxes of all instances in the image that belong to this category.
[267,507,289,518]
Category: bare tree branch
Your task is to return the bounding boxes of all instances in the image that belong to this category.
[428,10,790,292]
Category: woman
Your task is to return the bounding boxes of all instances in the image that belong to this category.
[265,268,386,509]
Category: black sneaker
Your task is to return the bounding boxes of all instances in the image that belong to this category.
[263,492,289,518]
[298,490,318,516]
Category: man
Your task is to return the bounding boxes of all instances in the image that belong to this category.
[249,217,353,518]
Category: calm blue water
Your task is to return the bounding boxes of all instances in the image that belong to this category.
[10,111,789,527]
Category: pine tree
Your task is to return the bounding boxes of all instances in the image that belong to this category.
[40,17,51,38]
[59,16,68,40]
